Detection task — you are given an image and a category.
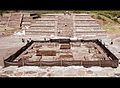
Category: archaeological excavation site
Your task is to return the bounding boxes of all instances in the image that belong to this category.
[4,39,119,68]
[0,11,118,69]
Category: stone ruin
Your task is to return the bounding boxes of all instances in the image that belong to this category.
[1,11,118,68]
[0,11,106,39]
[0,12,23,28]
[21,12,106,39]
[4,39,119,68]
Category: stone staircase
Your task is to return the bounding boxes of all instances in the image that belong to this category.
[74,14,106,39]
[0,13,23,29]
[8,13,23,28]
[21,13,32,30]
[0,13,10,27]
[57,14,74,37]
[20,12,106,39]
[25,14,56,37]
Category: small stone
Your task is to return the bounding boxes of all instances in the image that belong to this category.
[25,71,37,74]
[64,73,77,77]
[94,71,108,77]
[87,70,93,74]
[0,66,3,70]
[63,67,77,77]
[88,67,103,72]
[3,71,13,74]
[49,70,63,77]
[0,75,9,77]
[38,72,47,76]
[114,73,120,76]
[47,73,51,77]
[77,70,86,76]
[14,72,24,76]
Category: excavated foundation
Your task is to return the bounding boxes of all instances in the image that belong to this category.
[4,39,119,68]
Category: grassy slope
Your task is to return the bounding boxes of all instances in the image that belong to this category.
[88,11,120,34]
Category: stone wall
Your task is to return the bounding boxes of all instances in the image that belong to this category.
[0,13,23,28]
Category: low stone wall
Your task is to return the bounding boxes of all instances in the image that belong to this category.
[4,39,119,68]
[5,60,117,68]
[36,50,56,56]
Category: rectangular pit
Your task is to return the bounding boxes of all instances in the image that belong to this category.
[4,39,119,68]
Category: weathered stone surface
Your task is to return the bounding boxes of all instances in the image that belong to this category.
[25,71,37,74]
[86,70,93,74]
[17,66,40,72]
[38,72,47,76]
[14,72,24,76]
[3,71,14,74]
[114,73,120,77]
[0,74,9,77]
[49,70,63,77]
[114,66,120,73]
[87,66,103,72]
[0,65,120,77]
[0,66,3,70]
[2,66,18,71]
[63,67,78,77]
[94,71,108,77]
[77,69,86,76]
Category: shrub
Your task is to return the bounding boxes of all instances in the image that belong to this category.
[97,15,106,21]
[112,17,119,23]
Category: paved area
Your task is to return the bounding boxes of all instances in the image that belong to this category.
[0,65,120,77]
[0,35,26,66]
[101,34,120,59]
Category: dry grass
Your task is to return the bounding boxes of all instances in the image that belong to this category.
[0,27,17,36]
[90,13,120,34]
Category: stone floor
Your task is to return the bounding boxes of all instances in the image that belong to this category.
[0,65,120,77]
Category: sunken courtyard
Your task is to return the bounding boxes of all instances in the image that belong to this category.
[1,11,118,68]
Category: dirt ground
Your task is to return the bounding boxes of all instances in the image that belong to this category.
[0,32,120,66]
[0,35,26,66]
[0,33,120,77]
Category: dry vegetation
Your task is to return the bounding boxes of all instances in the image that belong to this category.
[89,11,120,34]
[0,27,17,37]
